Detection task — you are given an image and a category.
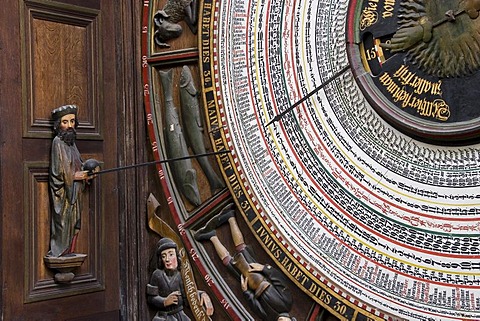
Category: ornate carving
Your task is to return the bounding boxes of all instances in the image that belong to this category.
[160,69,202,206]
[180,66,225,194]
[43,104,99,283]
[194,204,297,321]
[153,0,198,48]
[382,0,480,77]
[146,194,214,321]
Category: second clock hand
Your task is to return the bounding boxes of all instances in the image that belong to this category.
[265,64,350,126]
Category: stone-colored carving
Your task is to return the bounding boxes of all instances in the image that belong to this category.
[153,0,198,48]
[194,204,296,321]
[160,69,201,206]
[180,65,225,193]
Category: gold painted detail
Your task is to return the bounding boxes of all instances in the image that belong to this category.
[360,0,396,30]
[379,65,450,121]
[360,1,379,30]
[382,0,395,18]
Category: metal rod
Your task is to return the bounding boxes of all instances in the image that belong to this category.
[432,9,465,28]
[89,150,231,175]
[265,64,350,126]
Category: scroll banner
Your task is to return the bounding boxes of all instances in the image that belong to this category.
[147,193,211,321]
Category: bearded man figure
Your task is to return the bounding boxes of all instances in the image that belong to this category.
[48,104,91,257]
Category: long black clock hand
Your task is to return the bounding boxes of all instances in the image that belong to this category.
[85,150,231,176]
[265,64,350,126]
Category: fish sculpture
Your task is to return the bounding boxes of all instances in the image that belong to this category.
[153,0,198,48]
[160,69,201,206]
[180,66,225,193]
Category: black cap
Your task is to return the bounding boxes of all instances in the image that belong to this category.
[156,238,177,255]
[51,104,78,121]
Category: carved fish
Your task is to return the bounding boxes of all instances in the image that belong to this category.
[180,66,225,193]
[160,69,201,206]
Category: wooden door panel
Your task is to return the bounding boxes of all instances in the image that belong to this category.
[1,0,120,320]
[23,160,104,303]
[22,0,102,139]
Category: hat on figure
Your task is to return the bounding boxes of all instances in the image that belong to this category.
[51,104,78,121]
[156,237,177,255]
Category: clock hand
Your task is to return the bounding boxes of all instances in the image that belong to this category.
[266,64,350,126]
[85,150,231,176]
[432,9,466,27]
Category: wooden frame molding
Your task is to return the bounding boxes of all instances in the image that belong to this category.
[20,0,103,140]
[23,161,104,303]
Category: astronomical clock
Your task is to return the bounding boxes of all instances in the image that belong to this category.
[142,0,480,320]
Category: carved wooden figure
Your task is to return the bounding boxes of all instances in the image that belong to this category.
[153,0,198,47]
[194,204,297,321]
[179,65,225,194]
[43,104,99,283]
[146,194,214,321]
[160,69,201,206]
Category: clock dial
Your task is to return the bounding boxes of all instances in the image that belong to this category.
[144,0,480,320]
[199,0,480,319]
[348,0,480,143]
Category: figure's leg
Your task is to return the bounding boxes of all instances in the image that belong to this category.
[195,230,231,263]
[194,203,234,244]
[194,204,242,278]
[196,203,235,234]
[209,235,230,263]
[227,216,245,252]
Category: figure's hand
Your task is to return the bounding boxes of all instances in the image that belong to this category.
[82,159,101,180]
[381,25,424,52]
[200,292,214,316]
[248,263,265,272]
[164,290,181,306]
[240,275,248,291]
[86,166,100,181]
[381,19,432,53]
[74,170,90,181]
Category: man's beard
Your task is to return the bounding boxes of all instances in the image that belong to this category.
[58,128,76,146]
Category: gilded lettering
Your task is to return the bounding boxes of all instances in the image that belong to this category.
[382,0,395,18]
[379,67,448,120]
[273,248,282,258]
[221,159,233,171]
[240,200,251,211]
[228,172,236,183]
[360,2,379,30]
[231,180,243,198]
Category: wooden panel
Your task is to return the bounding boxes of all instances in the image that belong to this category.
[65,311,120,321]
[21,0,102,139]
[0,0,120,317]
[23,161,104,303]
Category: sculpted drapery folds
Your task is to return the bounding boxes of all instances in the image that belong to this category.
[48,105,89,257]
